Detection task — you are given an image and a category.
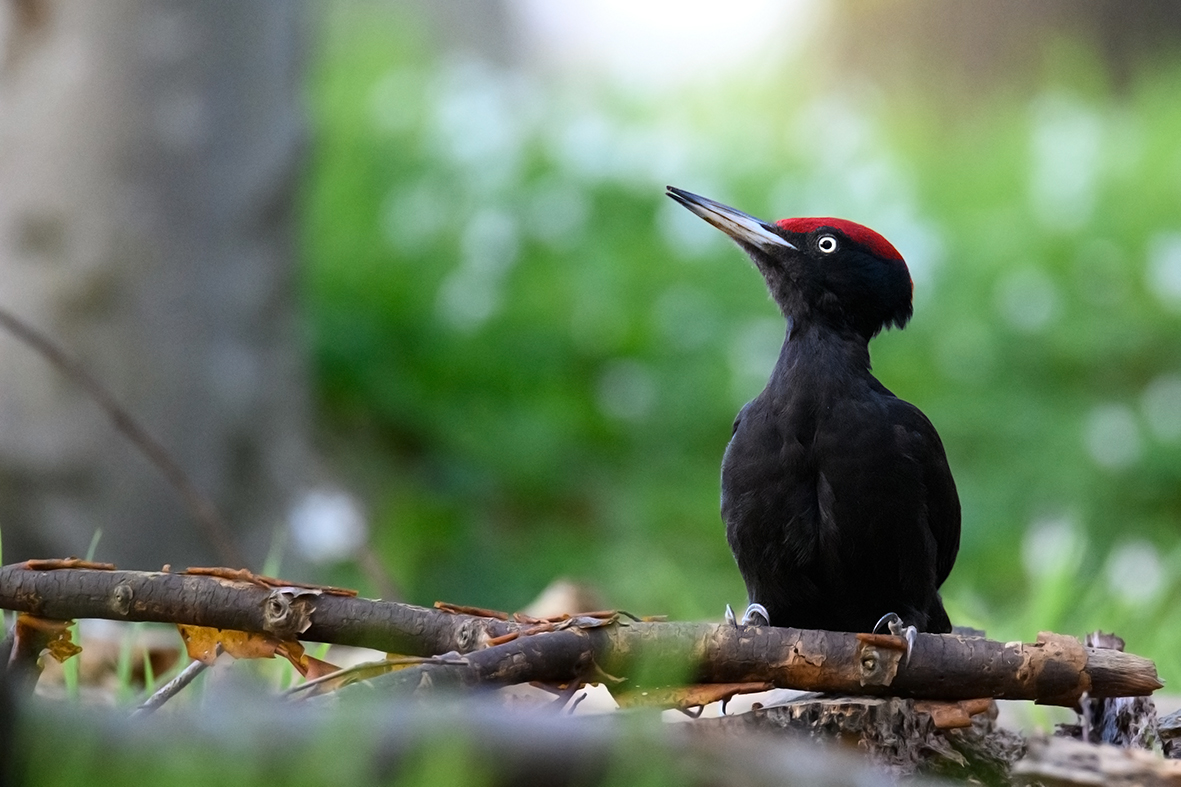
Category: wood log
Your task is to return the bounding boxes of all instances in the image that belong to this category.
[698,694,1027,780]
[1055,631,1158,749]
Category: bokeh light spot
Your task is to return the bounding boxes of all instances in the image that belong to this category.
[289,489,368,564]
[1105,540,1163,605]
[597,360,657,421]
[994,267,1059,333]
[1083,403,1142,470]
[1022,515,1085,580]
[1140,373,1181,442]
[1146,232,1181,310]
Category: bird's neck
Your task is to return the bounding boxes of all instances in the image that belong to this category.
[770,315,873,390]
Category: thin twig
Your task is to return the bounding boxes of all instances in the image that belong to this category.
[0,306,244,567]
[131,648,219,718]
[282,655,469,697]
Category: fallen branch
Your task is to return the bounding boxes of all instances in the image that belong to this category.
[0,563,505,656]
[0,563,1163,706]
[361,617,1162,707]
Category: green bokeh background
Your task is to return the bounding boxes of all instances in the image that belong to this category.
[302,5,1181,684]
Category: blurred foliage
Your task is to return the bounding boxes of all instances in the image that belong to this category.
[301,6,1181,682]
[13,696,873,787]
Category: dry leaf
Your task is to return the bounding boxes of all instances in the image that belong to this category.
[177,624,280,664]
[16,615,83,663]
[275,640,342,678]
[175,624,339,678]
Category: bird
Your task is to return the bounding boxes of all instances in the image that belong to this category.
[666,186,960,641]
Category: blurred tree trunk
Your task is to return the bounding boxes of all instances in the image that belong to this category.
[411,0,517,66]
[0,0,312,569]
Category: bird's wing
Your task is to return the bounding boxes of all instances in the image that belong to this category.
[731,401,751,437]
[893,402,961,587]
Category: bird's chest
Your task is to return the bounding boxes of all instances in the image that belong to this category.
[721,392,881,562]
[721,396,825,525]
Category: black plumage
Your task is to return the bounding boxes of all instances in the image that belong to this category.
[667,186,960,634]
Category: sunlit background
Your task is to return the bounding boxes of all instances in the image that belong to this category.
[6,0,1181,687]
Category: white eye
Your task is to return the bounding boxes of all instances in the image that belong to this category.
[817,234,838,253]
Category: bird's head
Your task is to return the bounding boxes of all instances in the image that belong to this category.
[666,186,913,340]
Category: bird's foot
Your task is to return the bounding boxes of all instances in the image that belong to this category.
[725,603,769,627]
[742,603,770,626]
[872,612,917,665]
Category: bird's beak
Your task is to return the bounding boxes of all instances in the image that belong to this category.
[666,186,796,253]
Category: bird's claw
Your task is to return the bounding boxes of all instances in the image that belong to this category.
[902,626,917,664]
[872,611,903,635]
[741,603,770,626]
[725,603,769,627]
[872,612,917,665]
